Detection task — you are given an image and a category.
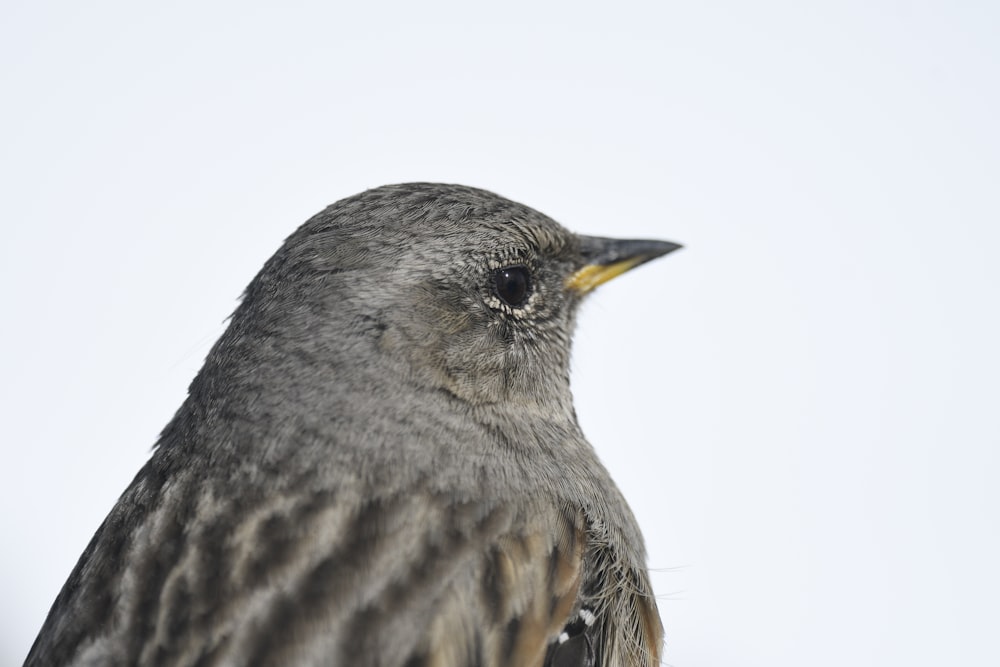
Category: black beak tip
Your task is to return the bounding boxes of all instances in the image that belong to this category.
[579,236,684,266]
[650,240,683,259]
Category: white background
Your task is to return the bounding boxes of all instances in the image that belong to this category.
[2,2,998,665]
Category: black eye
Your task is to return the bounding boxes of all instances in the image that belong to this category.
[493,266,532,307]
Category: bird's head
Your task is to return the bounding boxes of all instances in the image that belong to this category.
[222,183,680,421]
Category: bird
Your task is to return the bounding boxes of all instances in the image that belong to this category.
[25,183,681,667]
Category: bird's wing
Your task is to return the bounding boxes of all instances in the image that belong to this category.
[27,469,595,667]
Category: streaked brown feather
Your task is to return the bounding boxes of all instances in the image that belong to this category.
[422,503,586,667]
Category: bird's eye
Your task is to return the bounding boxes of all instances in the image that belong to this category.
[493,266,532,307]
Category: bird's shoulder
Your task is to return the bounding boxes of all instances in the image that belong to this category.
[28,453,659,667]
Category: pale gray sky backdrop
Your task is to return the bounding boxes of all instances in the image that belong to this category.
[2,1,998,665]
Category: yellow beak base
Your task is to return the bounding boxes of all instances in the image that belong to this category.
[565,257,649,294]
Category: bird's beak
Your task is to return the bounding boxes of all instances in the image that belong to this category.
[565,236,682,294]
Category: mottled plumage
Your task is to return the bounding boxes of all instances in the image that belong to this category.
[26,183,680,667]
